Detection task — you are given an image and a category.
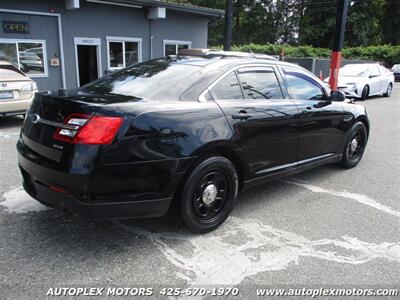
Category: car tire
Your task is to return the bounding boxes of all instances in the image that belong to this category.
[384,83,393,97]
[179,156,238,233]
[339,122,368,169]
[360,85,369,101]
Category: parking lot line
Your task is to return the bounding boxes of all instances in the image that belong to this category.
[283,179,400,218]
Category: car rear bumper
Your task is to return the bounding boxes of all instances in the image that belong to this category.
[0,98,32,115]
[21,173,171,219]
[17,149,193,219]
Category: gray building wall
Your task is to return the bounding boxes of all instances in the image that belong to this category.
[0,0,210,91]
[0,11,62,91]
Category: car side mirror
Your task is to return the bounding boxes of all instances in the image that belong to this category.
[330,90,346,102]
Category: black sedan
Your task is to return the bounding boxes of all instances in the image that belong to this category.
[17,50,369,233]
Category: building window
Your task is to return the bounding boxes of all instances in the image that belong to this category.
[0,39,47,77]
[106,37,142,70]
[163,40,192,56]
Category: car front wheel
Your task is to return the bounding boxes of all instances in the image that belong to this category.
[360,85,369,101]
[339,122,368,169]
[179,156,238,233]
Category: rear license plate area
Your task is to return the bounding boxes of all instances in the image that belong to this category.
[0,90,14,100]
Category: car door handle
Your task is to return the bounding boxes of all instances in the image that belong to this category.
[301,107,313,116]
[232,110,252,120]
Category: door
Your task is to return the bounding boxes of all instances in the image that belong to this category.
[77,45,98,86]
[378,65,391,93]
[368,65,383,95]
[74,37,102,87]
[210,66,299,179]
[281,67,345,163]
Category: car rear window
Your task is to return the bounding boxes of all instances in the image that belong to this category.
[210,72,243,100]
[0,64,27,80]
[80,58,202,101]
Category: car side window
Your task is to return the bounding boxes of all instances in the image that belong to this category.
[210,72,243,100]
[283,68,327,100]
[237,67,283,100]
[370,66,381,77]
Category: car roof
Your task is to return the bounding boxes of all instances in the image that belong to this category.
[178,48,279,61]
[173,49,308,72]
[343,63,379,68]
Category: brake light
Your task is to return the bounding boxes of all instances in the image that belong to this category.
[53,114,123,145]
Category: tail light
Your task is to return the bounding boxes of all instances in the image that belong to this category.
[53,114,123,145]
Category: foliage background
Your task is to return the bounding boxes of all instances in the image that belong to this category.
[230,44,400,65]
[167,0,399,64]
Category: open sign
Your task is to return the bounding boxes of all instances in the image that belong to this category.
[3,21,29,34]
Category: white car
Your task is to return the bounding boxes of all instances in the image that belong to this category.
[0,61,37,116]
[325,63,394,100]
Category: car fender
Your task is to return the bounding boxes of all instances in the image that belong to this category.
[354,77,369,97]
[340,104,369,151]
[120,101,236,164]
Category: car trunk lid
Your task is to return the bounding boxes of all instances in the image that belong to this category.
[21,91,128,162]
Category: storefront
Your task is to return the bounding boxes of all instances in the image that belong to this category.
[0,0,222,91]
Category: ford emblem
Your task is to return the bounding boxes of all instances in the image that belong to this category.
[30,113,41,124]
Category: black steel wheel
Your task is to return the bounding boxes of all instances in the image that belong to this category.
[179,156,238,233]
[339,122,368,168]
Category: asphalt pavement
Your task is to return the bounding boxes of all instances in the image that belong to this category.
[0,84,399,299]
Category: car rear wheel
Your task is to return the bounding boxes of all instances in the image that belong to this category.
[384,83,393,97]
[339,122,368,169]
[179,156,238,233]
[360,85,369,101]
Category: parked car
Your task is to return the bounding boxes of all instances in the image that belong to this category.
[391,64,400,81]
[0,61,37,116]
[17,50,369,233]
[324,63,394,100]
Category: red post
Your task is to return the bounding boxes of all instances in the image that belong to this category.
[328,51,342,90]
[329,0,349,90]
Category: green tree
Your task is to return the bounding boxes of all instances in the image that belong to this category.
[167,0,399,47]
[345,0,384,47]
[298,1,337,48]
[381,0,400,45]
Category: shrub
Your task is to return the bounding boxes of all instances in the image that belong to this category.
[212,43,400,65]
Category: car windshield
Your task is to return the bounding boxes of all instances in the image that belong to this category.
[80,58,203,100]
[392,65,400,71]
[340,65,369,77]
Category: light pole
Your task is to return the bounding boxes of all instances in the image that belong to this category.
[328,0,350,91]
[223,0,233,51]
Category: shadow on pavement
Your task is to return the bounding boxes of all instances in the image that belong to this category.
[0,116,24,130]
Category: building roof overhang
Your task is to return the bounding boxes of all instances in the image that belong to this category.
[86,0,224,18]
